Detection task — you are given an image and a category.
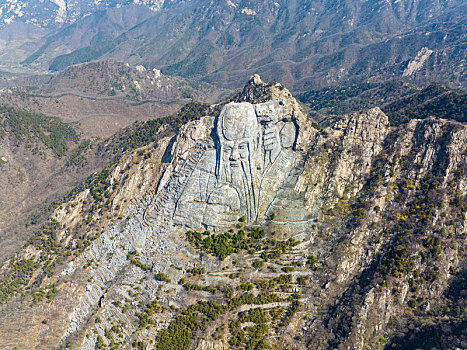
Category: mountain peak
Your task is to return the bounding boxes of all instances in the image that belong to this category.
[249,74,264,85]
[0,78,465,350]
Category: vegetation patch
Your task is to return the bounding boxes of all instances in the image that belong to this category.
[186,228,299,261]
[0,104,78,156]
[155,301,226,350]
[101,101,210,158]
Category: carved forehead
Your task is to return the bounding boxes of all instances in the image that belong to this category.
[221,139,250,147]
[255,100,283,118]
[219,102,258,141]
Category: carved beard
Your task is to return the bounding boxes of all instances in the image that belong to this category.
[222,158,257,223]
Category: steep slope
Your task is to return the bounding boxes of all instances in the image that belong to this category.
[0,104,96,263]
[301,109,467,349]
[297,79,467,125]
[0,76,465,350]
[0,22,48,69]
[384,83,467,125]
[41,0,466,91]
[0,3,164,70]
[0,99,208,263]
[20,5,158,70]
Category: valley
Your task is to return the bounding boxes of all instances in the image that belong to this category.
[0,1,465,349]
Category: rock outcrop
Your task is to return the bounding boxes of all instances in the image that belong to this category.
[0,76,465,350]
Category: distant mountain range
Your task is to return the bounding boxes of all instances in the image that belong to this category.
[0,0,164,29]
[1,0,466,91]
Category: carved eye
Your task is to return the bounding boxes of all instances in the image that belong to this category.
[224,146,232,154]
[238,143,247,150]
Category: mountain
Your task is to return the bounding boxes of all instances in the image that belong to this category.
[0,93,211,263]
[0,0,164,30]
[36,59,223,102]
[297,79,467,125]
[0,1,164,69]
[0,4,161,71]
[0,76,465,349]
[0,21,48,70]
[0,104,101,264]
[20,5,158,69]
[3,0,465,92]
[29,0,466,91]
[0,60,229,138]
[0,1,465,348]
[0,58,225,262]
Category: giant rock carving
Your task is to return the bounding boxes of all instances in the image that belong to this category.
[59,101,299,346]
[170,101,298,230]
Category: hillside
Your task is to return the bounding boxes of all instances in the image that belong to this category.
[19,5,158,70]
[297,79,467,125]
[2,0,465,93]
[0,96,210,264]
[37,60,222,102]
[383,83,467,125]
[0,1,164,30]
[0,76,465,350]
[0,104,101,263]
[0,60,228,138]
[0,2,166,72]
[26,0,465,91]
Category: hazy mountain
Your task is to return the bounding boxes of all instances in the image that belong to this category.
[0,0,164,30]
[25,0,465,91]
[0,4,162,71]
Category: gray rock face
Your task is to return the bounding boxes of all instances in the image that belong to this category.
[55,96,303,347]
[1,76,465,350]
[173,101,297,230]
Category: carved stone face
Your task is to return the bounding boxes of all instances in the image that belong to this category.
[215,102,262,222]
[222,139,249,168]
[217,102,262,185]
[175,100,298,230]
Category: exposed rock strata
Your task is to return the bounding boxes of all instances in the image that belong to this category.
[0,76,465,350]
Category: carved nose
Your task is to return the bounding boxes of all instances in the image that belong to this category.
[230,146,239,161]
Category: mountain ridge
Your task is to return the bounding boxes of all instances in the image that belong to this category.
[0,76,465,350]
[42,0,466,91]
[0,0,165,30]
[2,0,464,92]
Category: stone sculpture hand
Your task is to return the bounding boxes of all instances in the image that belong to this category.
[263,123,281,165]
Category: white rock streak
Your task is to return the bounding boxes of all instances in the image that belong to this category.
[403,47,433,77]
[51,0,67,23]
[241,8,256,16]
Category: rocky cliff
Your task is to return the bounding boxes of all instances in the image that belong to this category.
[0,76,465,350]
